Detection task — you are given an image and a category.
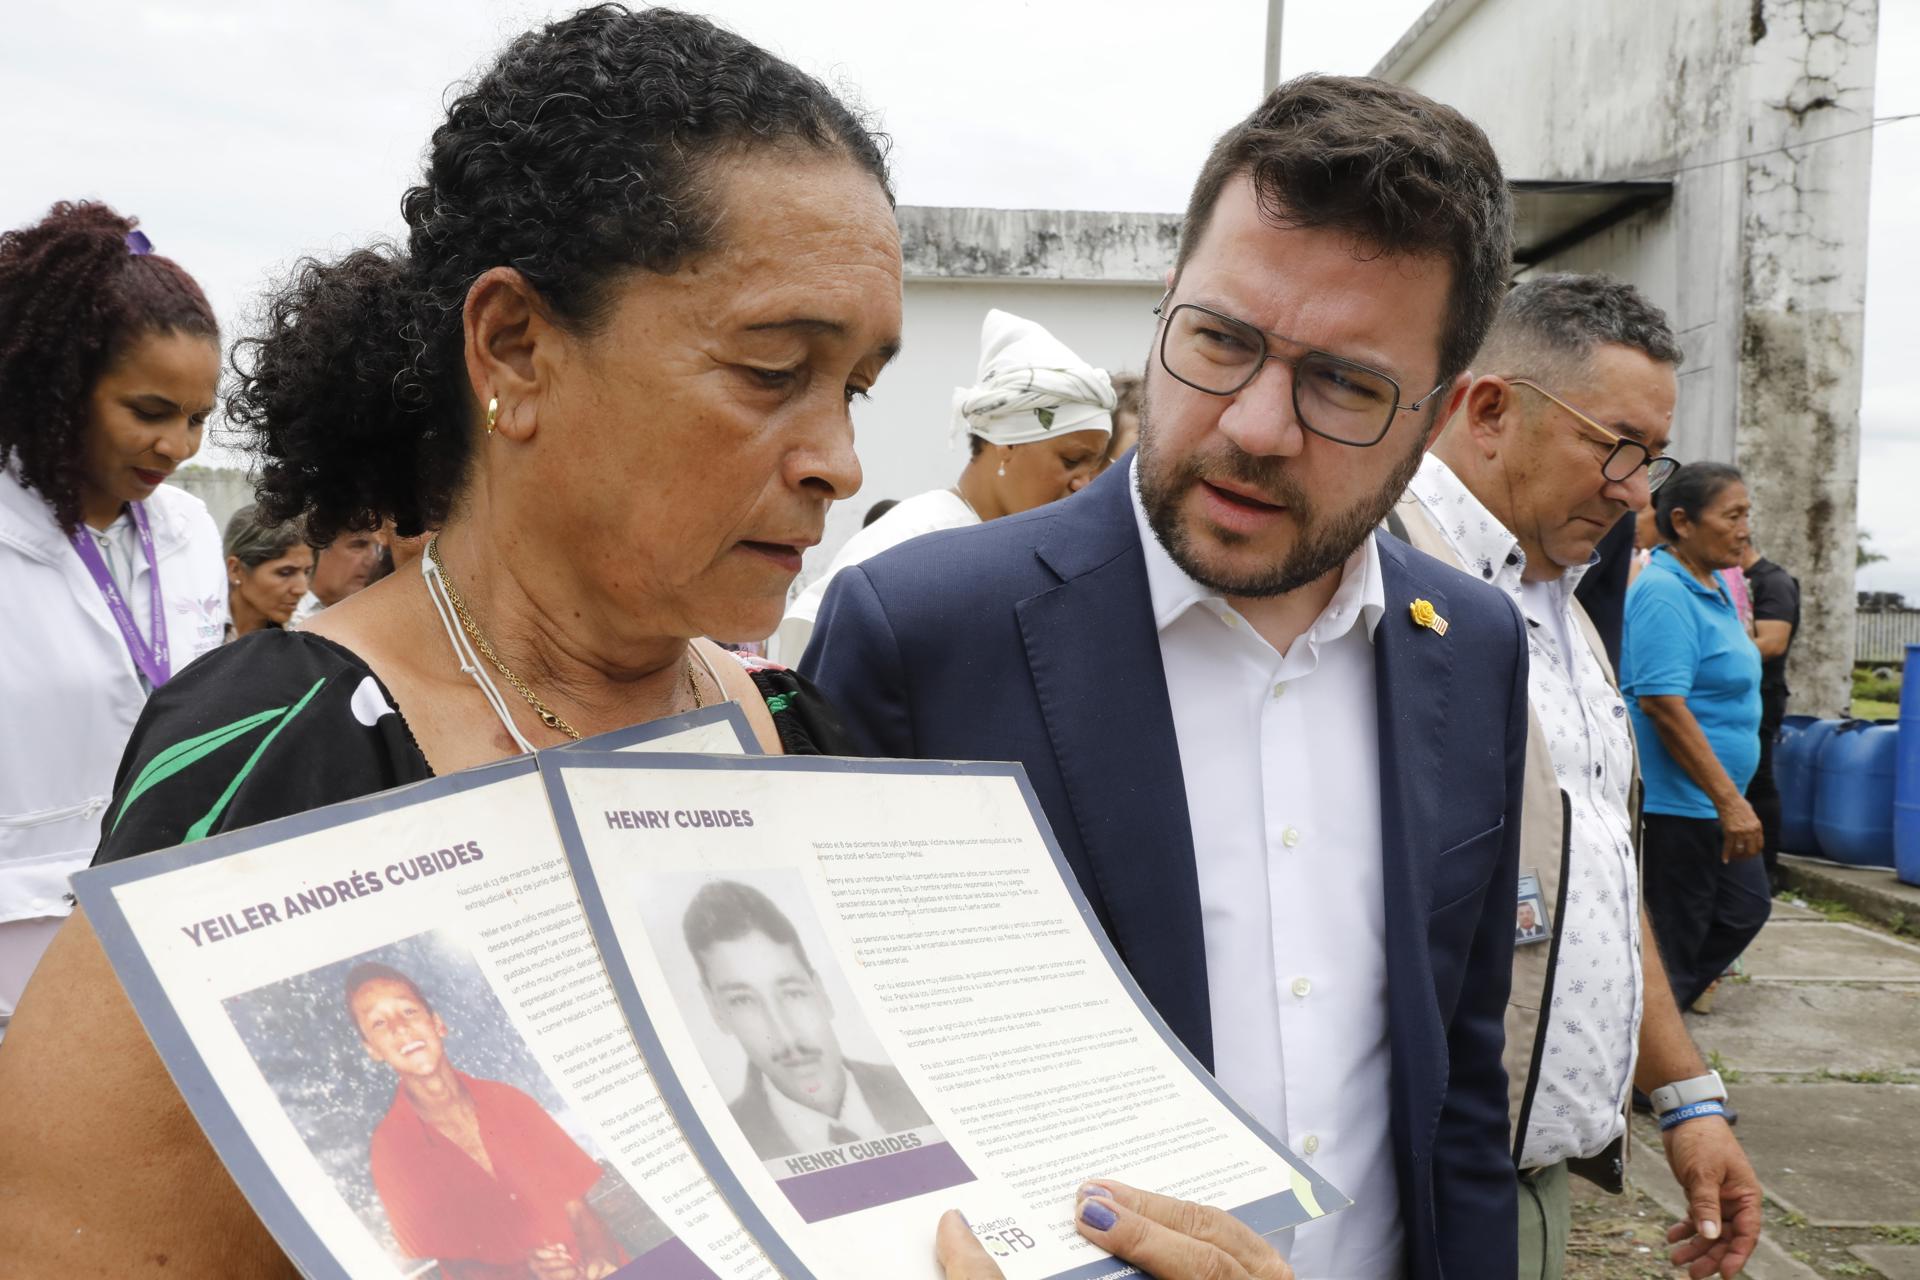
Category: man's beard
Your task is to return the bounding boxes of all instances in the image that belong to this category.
[1137,407,1426,599]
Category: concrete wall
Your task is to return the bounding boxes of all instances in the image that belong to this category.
[1376,0,1878,713]
[1733,0,1877,714]
[899,206,1182,283]
[168,465,255,539]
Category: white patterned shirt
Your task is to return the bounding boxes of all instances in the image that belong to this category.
[1408,454,1643,1168]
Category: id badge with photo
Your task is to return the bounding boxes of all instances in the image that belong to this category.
[1515,872,1551,946]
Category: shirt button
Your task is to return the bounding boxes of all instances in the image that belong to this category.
[1271,682,1286,699]
[1303,1134,1320,1155]
[1282,826,1301,848]
[1291,976,1312,998]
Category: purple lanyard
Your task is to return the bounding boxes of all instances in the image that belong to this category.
[68,502,171,688]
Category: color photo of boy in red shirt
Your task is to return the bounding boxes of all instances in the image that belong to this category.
[348,963,625,1280]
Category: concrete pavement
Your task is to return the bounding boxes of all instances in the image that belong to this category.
[1659,859,1920,1279]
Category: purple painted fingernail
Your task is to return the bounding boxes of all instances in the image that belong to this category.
[1080,1198,1118,1232]
[1077,1184,1106,1201]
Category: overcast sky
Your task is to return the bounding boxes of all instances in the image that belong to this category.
[3,0,1914,597]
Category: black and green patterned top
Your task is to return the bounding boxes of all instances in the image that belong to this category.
[92,630,852,866]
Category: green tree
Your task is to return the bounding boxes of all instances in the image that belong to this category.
[1860,529,1888,569]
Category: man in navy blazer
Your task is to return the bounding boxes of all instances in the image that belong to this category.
[807,77,1527,1280]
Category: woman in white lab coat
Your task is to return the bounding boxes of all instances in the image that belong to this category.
[0,202,226,1037]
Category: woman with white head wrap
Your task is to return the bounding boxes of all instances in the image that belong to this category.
[776,309,1115,659]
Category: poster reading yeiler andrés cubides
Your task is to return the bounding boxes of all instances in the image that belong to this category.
[76,709,775,1280]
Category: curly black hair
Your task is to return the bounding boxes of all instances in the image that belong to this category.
[0,202,219,533]
[228,5,893,544]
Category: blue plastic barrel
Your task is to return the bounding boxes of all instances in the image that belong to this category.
[1778,716,1837,856]
[1813,720,1898,867]
[1896,645,1920,886]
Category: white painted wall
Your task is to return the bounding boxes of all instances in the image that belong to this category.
[804,278,1164,587]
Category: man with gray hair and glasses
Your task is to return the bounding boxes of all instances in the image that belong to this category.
[1390,273,1763,1280]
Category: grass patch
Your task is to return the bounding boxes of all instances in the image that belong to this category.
[1814,1066,1920,1084]
[1852,666,1902,721]
[1780,891,1920,939]
[1786,893,1874,927]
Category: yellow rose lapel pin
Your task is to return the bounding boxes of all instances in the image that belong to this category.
[1409,598,1449,636]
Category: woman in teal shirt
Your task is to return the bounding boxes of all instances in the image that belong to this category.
[1622,462,1768,1012]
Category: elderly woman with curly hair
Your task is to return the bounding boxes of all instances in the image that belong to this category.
[0,9,1289,1280]
[0,203,225,1039]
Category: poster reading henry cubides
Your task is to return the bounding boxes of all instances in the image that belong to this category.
[551,754,1347,1280]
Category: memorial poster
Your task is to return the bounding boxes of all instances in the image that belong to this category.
[545,754,1346,1280]
[76,710,772,1280]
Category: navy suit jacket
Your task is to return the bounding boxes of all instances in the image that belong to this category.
[803,461,1526,1280]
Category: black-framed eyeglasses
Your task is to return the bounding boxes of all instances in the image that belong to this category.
[1151,294,1450,446]
[1506,378,1678,492]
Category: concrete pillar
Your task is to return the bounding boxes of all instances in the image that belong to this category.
[170,466,257,535]
[1735,0,1878,714]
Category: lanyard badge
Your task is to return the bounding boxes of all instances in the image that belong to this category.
[1516,872,1551,946]
[69,501,171,688]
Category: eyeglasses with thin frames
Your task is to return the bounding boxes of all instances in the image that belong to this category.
[1151,294,1450,447]
[1506,378,1677,492]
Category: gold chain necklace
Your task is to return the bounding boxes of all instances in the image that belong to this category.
[426,537,701,742]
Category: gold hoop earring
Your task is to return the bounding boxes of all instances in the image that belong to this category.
[485,397,499,435]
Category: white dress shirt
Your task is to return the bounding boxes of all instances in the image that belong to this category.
[1131,464,1402,1280]
[762,1063,886,1152]
[1408,454,1642,1168]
